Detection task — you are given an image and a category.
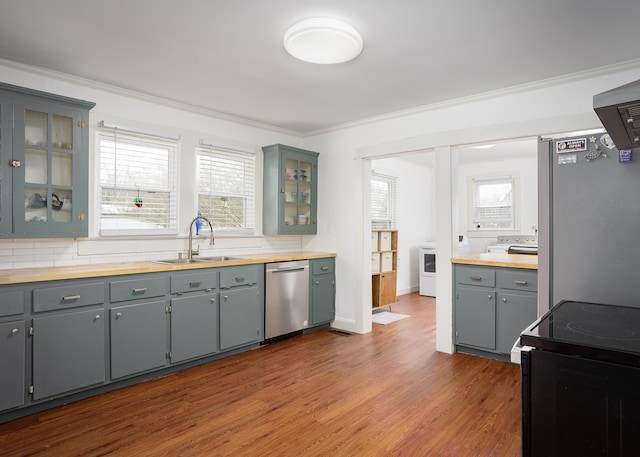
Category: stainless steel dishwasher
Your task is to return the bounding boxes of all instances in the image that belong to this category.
[265,260,309,339]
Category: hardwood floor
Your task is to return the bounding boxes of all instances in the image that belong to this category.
[0,293,522,456]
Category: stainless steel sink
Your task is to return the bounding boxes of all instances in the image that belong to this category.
[196,256,244,262]
[152,256,245,265]
[151,258,202,265]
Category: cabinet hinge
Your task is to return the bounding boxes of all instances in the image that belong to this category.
[77,121,87,128]
[29,326,34,336]
[28,385,34,395]
[165,306,172,313]
[166,351,172,359]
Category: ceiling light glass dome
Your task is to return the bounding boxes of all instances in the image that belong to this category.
[284,17,363,64]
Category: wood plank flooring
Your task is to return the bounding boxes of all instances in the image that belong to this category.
[0,293,522,456]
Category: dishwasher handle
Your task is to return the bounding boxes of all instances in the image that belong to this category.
[268,266,308,273]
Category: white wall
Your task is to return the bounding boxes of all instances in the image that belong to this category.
[371,157,434,295]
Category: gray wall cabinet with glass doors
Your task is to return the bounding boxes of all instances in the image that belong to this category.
[0,82,95,238]
[262,144,319,235]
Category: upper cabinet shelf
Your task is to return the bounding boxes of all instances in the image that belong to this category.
[0,82,95,238]
[262,144,319,235]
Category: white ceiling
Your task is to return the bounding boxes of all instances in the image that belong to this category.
[2,1,640,134]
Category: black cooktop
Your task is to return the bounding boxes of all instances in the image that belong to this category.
[520,300,640,367]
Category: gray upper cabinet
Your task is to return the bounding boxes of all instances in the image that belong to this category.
[262,144,319,235]
[0,82,95,238]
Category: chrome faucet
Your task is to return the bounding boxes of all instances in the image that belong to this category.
[188,215,215,260]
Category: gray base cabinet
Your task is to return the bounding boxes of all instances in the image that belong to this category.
[110,300,169,379]
[310,258,335,326]
[455,286,496,350]
[32,309,106,400]
[0,321,26,410]
[171,294,218,363]
[454,264,537,358]
[219,265,263,350]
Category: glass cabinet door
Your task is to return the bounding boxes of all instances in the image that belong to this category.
[282,155,314,231]
[13,99,85,236]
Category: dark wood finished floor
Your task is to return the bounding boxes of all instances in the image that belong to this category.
[0,293,522,456]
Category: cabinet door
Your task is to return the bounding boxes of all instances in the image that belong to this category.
[455,286,496,350]
[220,287,260,350]
[12,97,88,237]
[0,321,25,411]
[110,300,168,379]
[311,275,335,326]
[0,91,12,234]
[496,292,537,354]
[170,294,218,363]
[32,309,106,400]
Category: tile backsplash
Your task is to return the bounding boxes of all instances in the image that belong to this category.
[0,236,305,270]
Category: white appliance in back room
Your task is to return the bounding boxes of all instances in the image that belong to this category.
[419,236,469,296]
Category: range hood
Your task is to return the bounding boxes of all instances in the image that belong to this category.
[593,79,640,151]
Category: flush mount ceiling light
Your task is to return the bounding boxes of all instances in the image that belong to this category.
[284,17,363,64]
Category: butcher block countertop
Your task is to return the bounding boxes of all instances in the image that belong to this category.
[451,253,538,270]
[0,251,336,285]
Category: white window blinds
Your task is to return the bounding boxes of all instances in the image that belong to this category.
[97,124,179,235]
[471,176,514,230]
[196,144,256,233]
[371,172,397,230]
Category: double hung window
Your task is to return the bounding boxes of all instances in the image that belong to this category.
[196,144,256,234]
[97,124,179,235]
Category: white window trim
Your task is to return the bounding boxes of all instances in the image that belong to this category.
[195,142,257,235]
[96,123,180,236]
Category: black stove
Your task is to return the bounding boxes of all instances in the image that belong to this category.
[521,300,640,456]
[520,300,640,367]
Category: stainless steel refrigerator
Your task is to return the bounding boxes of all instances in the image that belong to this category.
[537,132,640,315]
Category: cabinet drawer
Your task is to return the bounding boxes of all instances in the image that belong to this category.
[170,271,217,294]
[33,282,105,312]
[496,269,538,292]
[220,266,260,289]
[312,258,335,275]
[456,266,495,287]
[110,277,166,303]
[0,290,24,317]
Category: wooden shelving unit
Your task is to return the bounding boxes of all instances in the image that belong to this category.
[371,230,398,309]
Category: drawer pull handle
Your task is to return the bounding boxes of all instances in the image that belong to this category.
[205,288,212,292]
[235,276,245,282]
[315,281,320,285]
[189,281,201,287]
[514,280,528,285]
[470,276,482,281]
[133,287,148,294]
[321,266,329,271]
[11,328,19,335]
[62,294,81,301]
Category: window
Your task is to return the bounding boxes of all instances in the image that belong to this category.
[469,174,517,230]
[371,171,397,229]
[196,143,255,233]
[97,124,179,235]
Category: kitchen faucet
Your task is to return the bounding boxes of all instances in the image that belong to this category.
[188,215,215,260]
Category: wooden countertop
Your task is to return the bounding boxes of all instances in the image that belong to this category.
[0,251,336,285]
[451,253,538,270]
